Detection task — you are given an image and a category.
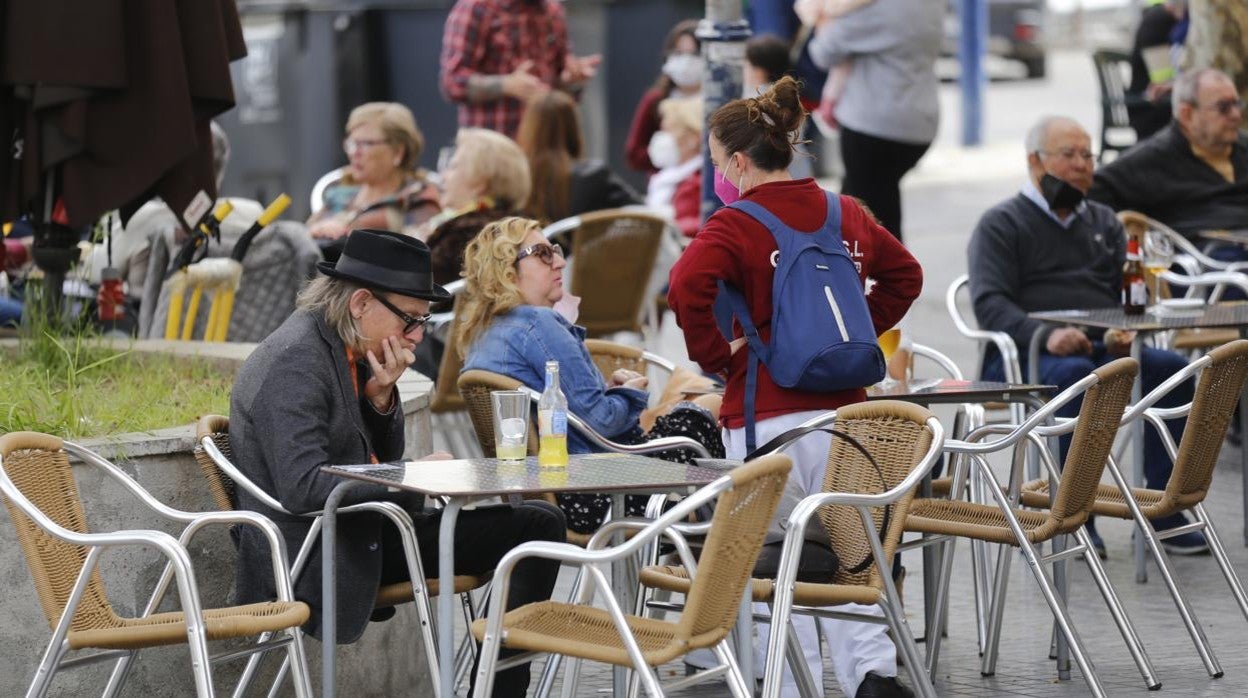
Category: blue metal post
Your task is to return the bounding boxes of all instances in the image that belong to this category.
[698,1,751,223]
[959,0,988,146]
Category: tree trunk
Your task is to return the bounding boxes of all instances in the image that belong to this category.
[1183,0,1248,103]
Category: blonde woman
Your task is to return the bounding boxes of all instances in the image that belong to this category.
[307,102,440,241]
[457,217,722,533]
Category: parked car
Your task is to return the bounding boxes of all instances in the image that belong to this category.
[944,0,1046,79]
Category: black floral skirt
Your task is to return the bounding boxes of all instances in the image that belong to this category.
[556,403,725,535]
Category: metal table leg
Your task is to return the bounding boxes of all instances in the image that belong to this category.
[439,499,466,698]
[611,492,628,697]
[321,479,365,698]
[1131,337,1148,582]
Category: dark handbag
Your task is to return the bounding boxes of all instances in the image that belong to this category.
[746,427,892,578]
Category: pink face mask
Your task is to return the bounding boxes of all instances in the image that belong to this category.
[714,168,741,205]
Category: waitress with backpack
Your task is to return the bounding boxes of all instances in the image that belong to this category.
[667,76,922,698]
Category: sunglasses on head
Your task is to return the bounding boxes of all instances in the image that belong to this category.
[515,242,564,266]
[371,292,431,334]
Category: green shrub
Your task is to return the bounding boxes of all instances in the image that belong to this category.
[0,289,231,437]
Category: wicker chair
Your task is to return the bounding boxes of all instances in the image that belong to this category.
[583,338,677,382]
[425,281,482,457]
[194,416,488,696]
[542,208,666,338]
[637,401,943,698]
[0,431,313,698]
[905,358,1151,697]
[469,454,792,698]
[1017,339,1248,678]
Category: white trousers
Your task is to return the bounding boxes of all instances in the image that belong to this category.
[724,410,896,698]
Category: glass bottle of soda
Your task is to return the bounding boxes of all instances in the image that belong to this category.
[1122,234,1147,315]
[537,361,569,467]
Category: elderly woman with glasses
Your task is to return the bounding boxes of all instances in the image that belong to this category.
[456,217,723,533]
[307,102,441,243]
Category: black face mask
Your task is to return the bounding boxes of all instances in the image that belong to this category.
[1039,173,1086,211]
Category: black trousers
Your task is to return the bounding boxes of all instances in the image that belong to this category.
[839,125,931,244]
[381,500,566,698]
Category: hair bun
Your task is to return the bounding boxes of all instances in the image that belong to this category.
[756,76,806,136]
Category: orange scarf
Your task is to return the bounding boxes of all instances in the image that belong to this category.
[345,347,379,464]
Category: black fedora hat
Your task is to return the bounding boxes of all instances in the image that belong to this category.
[316,229,451,302]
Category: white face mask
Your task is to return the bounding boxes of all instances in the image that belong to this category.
[662,53,705,89]
[647,131,683,170]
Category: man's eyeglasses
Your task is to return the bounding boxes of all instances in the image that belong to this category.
[1039,147,1095,163]
[343,137,390,155]
[1196,98,1245,116]
[371,293,431,334]
[515,242,564,266]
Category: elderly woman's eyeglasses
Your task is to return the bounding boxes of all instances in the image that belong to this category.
[343,137,390,155]
[371,293,431,334]
[515,242,564,267]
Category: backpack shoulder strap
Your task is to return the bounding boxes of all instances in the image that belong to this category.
[728,198,787,235]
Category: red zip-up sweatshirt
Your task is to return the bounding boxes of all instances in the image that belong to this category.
[668,178,923,428]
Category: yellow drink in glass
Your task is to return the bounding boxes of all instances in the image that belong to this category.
[538,434,568,468]
[496,442,527,461]
[877,328,902,360]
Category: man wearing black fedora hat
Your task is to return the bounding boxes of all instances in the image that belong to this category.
[229,229,566,695]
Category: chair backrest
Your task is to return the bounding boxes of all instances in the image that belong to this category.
[458,369,530,458]
[1166,340,1248,505]
[0,432,121,633]
[584,339,661,380]
[556,209,666,337]
[1091,49,1137,160]
[431,297,467,414]
[678,453,790,647]
[945,273,1022,382]
[309,168,344,216]
[195,414,237,511]
[1047,357,1138,530]
[816,401,937,588]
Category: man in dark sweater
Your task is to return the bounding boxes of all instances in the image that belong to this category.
[969,116,1206,556]
[1090,68,1248,241]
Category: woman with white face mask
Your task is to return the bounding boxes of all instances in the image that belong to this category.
[624,19,703,173]
[643,96,704,237]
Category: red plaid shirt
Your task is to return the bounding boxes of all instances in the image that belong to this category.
[439,0,569,138]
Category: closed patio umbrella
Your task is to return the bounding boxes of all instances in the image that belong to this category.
[0,0,246,313]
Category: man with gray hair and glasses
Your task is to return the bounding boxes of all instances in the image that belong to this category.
[1090,67,1248,243]
[969,116,1206,558]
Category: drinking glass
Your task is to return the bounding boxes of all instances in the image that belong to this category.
[874,328,903,392]
[1143,230,1174,308]
[490,390,529,461]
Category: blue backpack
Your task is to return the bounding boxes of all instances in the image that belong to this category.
[713,191,884,452]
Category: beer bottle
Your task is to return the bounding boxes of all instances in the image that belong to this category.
[537,361,569,467]
[1122,234,1147,315]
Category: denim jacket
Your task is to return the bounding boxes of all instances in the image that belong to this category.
[461,305,649,453]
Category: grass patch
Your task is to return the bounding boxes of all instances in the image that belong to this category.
[0,341,233,438]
